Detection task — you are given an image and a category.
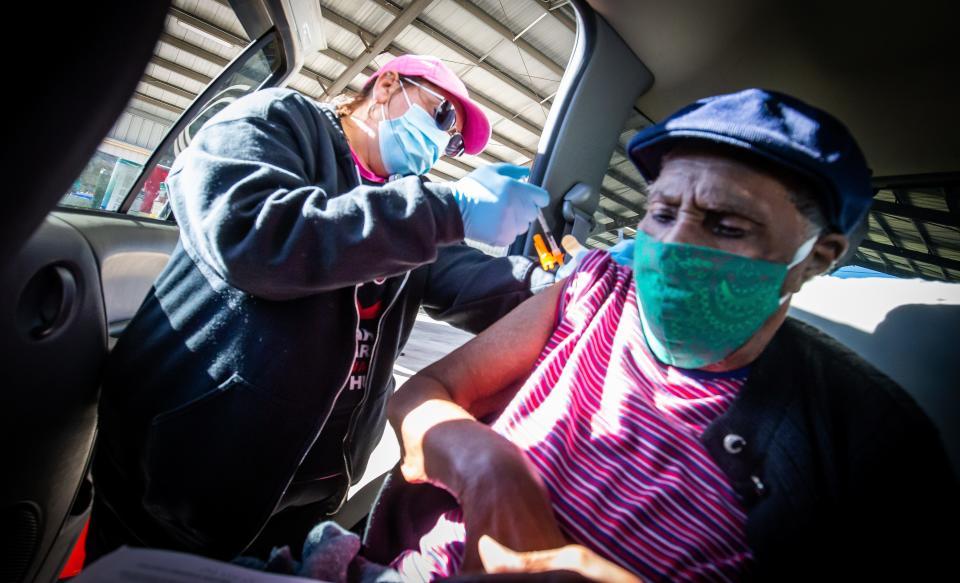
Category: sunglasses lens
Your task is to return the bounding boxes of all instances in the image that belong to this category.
[435,100,457,132]
[445,133,465,157]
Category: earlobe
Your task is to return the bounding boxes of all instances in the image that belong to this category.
[806,234,848,279]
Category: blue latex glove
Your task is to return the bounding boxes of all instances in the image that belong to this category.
[556,246,587,279]
[452,164,550,247]
[608,238,635,267]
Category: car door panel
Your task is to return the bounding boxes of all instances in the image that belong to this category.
[53,212,179,342]
[1,215,107,583]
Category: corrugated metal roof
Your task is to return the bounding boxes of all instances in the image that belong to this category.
[856,177,960,281]
[92,0,958,282]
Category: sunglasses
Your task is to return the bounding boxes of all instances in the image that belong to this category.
[402,77,465,157]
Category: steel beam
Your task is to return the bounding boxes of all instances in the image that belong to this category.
[170,6,247,46]
[871,199,955,227]
[141,74,197,100]
[894,189,947,279]
[159,31,231,66]
[449,0,565,78]
[150,55,213,84]
[368,1,555,105]
[133,91,184,115]
[860,239,960,273]
[324,0,434,97]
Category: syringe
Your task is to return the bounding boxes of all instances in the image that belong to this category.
[537,210,563,258]
[533,209,565,270]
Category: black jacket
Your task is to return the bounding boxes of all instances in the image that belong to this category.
[93,88,552,558]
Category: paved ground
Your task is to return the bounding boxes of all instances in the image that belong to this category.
[345,314,474,505]
[394,312,475,374]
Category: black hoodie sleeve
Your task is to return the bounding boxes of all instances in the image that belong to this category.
[422,243,556,334]
[165,88,465,301]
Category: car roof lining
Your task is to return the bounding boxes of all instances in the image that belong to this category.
[587,0,959,178]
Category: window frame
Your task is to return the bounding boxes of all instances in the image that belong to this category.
[117,28,290,217]
[56,26,291,222]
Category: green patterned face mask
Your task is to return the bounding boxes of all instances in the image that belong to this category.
[632,231,816,369]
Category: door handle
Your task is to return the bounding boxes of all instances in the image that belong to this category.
[30,265,78,339]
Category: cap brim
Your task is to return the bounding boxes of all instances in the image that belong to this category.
[446,90,490,155]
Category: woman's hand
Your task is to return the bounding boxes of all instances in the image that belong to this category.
[479,536,646,583]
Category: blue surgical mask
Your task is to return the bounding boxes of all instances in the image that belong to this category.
[378,81,451,177]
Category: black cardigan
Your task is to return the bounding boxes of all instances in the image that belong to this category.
[703,317,957,581]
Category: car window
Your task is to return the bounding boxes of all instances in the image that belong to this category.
[853,179,960,281]
[59,30,282,221]
[584,109,653,250]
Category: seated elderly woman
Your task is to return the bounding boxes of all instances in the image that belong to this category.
[380,89,957,582]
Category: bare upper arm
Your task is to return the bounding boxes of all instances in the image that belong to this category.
[414,281,565,417]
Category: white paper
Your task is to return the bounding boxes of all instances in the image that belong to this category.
[73,546,328,583]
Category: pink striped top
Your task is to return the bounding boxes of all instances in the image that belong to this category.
[392,250,754,582]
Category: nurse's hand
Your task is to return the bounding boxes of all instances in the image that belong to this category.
[479,536,646,583]
[453,164,549,247]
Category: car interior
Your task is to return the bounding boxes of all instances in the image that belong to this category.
[2,0,956,581]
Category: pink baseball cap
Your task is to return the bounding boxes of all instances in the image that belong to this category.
[363,54,491,155]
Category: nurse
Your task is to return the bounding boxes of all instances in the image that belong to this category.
[89,54,554,560]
